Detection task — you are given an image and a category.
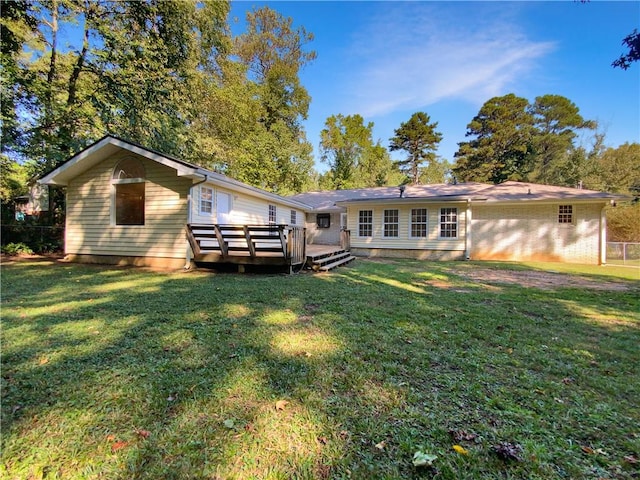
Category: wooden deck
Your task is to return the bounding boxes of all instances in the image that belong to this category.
[186,225,355,272]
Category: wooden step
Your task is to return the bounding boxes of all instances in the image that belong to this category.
[312,251,351,267]
[317,255,356,271]
[308,249,347,262]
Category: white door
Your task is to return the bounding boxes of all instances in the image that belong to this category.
[216,192,231,224]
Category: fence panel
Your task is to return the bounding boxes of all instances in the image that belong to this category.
[606,242,640,266]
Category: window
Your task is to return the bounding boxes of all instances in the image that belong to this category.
[268,204,277,224]
[291,210,297,225]
[200,186,213,214]
[112,158,145,226]
[558,205,573,224]
[440,207,457,238]
[317,213,330,229]
[411,208,428,237]
[358,210,372,237]
[383,209,399,237]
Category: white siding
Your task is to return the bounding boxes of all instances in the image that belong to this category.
[190,182,304,226]
[470,203,604,264]
[346,202,467,252]
[65,152,191,259]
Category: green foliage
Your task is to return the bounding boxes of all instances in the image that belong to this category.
[1,242,33,255]
[320,114,398,189]
[453,94,535,184]
[1,259,638,478]
[607,203,640,242]
[453,94,599,186]
[389,111,443,184]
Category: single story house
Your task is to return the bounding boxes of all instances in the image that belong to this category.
[39,135,617,269]
[290,183,617,265]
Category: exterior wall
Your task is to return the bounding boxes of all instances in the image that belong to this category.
[305,211,342,245]
[65,152,192,264]
[346,202,467,255]
[470,202,604,264]
[191,183,305,226]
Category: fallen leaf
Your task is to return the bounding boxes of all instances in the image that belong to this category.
[449,429,477,442]
[223,419,235,429]
[11,405,22,415]
[111,441,129,452]
[412,450,437,467]
[244,423,255,433]
[136,429,151,439]
[562,377,574,385]
[167,394,176,402]
[623,455,639,464]
[453,444,469,455]
[492,442,523,462]
[339,430,350,440]
[106,434,116,442]
[317,436,328,445]
[275,400,289,411]
[581,446,595,454]
[374,440,386,451]
[38,357,49,365]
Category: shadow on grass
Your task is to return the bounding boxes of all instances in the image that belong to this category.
[1,257,639,479]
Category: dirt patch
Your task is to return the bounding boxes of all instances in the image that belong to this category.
[454,267,633,291]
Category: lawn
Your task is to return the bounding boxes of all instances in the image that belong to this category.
[1,257,639,479]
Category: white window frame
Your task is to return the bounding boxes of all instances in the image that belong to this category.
[290,210,297,225]
[439,207,458,238]
[358,210,373,237]
[558,205,574,224]
[383,209,399,238]
[200,186,213,215]
[410,208,428,238]
[268,204,277,224]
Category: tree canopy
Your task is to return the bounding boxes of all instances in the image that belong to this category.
[388,112,443,184]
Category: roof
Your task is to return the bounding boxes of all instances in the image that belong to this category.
[287,181,617,211]
[38,135,311,211]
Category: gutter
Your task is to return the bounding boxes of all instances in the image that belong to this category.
[185,175,208,269]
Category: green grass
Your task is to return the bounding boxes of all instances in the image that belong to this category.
[1,257,639,479]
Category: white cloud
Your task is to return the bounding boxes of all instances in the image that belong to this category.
[342,3,556,117]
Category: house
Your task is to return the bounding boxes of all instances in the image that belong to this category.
[290,182,617,265]
[39,135,314,270]
[39,135,617,269]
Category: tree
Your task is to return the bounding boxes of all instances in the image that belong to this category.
[453,94,534,183]
[592,143,640,196]
[232,6,316,194]
[388,112,442,184]
[320,114,397,189]
[528,94,596,185]
[612,28,640,70]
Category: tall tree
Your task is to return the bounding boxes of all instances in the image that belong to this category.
[528,94,596,184]
[453,94,535,184]
[233,6,316,194]
[612,28,640,70]
[389,112,442,184]
[320,114,397,189]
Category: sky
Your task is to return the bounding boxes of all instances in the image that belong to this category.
[229,0,640,173]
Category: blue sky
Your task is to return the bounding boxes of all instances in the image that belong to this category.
[230,1,640,173]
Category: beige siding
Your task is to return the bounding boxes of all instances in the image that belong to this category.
[190,183,304,226]
[305,212,342,245]
[346,202,467,252]
[65,152,191,260]
[470,203,604,264]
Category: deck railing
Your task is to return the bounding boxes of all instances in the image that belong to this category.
[340,229,351,251]
[186,224,306,266]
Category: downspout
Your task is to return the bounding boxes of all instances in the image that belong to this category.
[600,203,608,265]
[465,198,472,260]
[185,175,208,269]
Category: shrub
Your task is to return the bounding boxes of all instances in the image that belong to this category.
[1,242,34,256]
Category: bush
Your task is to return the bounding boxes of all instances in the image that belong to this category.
[607,203,640,242]
[1,242,34,256]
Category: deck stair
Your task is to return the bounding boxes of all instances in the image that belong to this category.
[307,248,356,271]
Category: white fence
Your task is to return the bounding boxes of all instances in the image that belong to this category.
[606,242,640,266]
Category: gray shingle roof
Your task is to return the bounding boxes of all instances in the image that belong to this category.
[287,181,616,211]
